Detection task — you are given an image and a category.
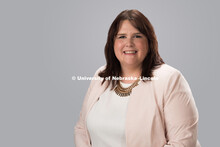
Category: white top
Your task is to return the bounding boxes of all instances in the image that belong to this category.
[86,82,132,147]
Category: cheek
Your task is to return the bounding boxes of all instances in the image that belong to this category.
[135,40,148,49]
[135,40,148,58]
[114,40,125,51]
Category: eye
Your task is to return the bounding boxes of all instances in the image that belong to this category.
[134,35,142,38]
[118,36,126,39]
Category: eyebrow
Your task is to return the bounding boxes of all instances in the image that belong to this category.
[116,33,142,36]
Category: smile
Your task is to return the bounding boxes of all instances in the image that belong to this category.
[123,50,137,54]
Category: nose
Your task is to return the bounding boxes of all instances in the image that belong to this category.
[125,38,134,47]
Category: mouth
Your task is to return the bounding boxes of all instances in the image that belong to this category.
[123,50,137,54]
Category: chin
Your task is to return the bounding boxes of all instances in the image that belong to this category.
[122,62,141,67]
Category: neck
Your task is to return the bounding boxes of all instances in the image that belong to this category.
[120,65,142,83]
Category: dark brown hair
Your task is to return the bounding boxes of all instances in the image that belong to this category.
[99,9,164,89]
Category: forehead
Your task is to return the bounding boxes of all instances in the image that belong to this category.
[117,20,140,33]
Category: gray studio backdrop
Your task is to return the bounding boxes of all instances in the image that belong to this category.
[1,0,219,147]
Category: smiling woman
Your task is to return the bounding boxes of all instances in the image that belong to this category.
[114,20,148,82]
[74,9,201,147]
[98,9,164,90]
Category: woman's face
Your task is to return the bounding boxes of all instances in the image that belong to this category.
[114,20,148,70]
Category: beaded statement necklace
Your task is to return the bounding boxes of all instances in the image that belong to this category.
[114,79,140,97]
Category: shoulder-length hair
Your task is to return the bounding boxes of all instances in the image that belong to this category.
[99,9,164,90]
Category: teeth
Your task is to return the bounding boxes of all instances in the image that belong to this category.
[124,51,136,54]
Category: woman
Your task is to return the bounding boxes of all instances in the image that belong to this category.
[74,9,200,147]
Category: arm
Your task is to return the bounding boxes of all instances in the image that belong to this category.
[74,66,106,147]
[163,71,200,147]
[74,81,92,147]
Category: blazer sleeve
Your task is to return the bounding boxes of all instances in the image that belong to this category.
[74,79,93,147]
[74,66,105,147]
[163,70,200,147]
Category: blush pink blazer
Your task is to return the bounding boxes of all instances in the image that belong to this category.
[74,64,201,147]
